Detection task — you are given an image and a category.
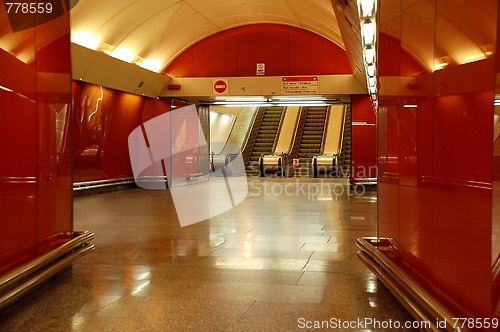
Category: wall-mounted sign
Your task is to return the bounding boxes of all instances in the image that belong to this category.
[213,78,228,95]
[281,76,319,94]
[256,63,265,76]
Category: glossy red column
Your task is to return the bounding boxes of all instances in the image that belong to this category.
[0,4,73,274]
[377,0,498,318]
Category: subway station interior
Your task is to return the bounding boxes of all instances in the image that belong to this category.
[0,0,499,331]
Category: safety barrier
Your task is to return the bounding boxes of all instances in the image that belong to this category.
[312,104,345,178]
[259,153,293,177]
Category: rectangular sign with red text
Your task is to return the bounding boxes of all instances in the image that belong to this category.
[281,76,318,94]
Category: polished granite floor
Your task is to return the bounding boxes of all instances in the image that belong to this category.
[0,178,417,331]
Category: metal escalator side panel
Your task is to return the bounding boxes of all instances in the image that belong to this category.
[241,107,266,166]
[273,106,300,155]
[322,104,347,156]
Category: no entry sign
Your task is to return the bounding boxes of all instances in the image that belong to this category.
[213,79,228,95]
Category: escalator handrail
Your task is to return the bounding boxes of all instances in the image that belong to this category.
[241,107,266,165]
[270,107,287,154]
[319,105,332,155]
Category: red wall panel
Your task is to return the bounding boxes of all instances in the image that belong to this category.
[102,92,145,178]
[236,24,290,76]
[377,0,497,318]
[377,103,400,242]
[73,82,145,181]
[351,95,377,180]
[379,34,426,77]
[73,81,175,182]
[164,23,352,77]
[0,4,73,274]
[141,98,171,123]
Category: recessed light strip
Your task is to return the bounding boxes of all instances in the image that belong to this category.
[357,0,378,108]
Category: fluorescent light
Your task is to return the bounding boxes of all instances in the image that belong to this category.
[364,46,375,64]
[369,85,376,94]
[276,103,327,107]
[71,31,100,50]
[223,103,269,108]
[366,63,375,77]
[434,61,448,71]
[368,76,376,87]
[360,0,375,17]
[362,19,375,46]
[404,104,417,108]
[111,47,135,63]
[135,57,162,72]
[463,53,487,63]
[0,85,13,92]
[101,43,115,55]
[278,100,327,105]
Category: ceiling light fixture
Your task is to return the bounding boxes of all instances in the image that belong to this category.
[364,46,375,64]
[135,57,162,72]
[358,0,378,108]
[71,31,100,50]
[110,47,135,63]
[362,19,375,45]
[360,0,375,18]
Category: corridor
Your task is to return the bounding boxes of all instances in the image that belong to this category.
[0,178,415,331]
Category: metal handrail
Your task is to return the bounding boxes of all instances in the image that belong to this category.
[290,106,308,158]
[0,230,94,292]
[241,107,266,166]
[0,230,95,312]
[319,105,332,155]
[0,177,38,184]
[73,177,136,191]
[357,237,466,332]
[337,104,347,159]
[240,107,261,155]
[270,107,287,153]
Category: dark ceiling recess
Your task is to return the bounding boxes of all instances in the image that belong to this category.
[138,81,145,88]
[333,0,348,11]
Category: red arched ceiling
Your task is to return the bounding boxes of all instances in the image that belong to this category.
[163,24,352,78]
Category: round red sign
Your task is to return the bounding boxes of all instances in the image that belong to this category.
[214,80,227,94]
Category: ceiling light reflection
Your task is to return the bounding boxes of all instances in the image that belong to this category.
[71,31,100,50]
[135,57,162,72]
[111,47,135,63]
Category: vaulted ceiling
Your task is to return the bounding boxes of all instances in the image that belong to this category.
[0,0,496,89]
[70,0,345,73]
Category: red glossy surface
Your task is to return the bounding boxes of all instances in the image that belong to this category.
[0,4,72,274]
[73,81,204,183]
[351,95,377,180]
[73,82,146,181]
[492,3,500,313]
[164,24,352,77]
[378,34,426,77]
[377,0,497,318]
[102,92,144,179]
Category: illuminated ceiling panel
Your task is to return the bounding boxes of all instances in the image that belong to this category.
[379,0,497,72]
[69,0,344,73]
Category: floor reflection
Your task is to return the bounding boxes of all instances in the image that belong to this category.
[0,178,418,331]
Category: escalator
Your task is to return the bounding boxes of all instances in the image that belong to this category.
[295,106,329,177]
[339,104,351,177]
[245,107,285,176]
